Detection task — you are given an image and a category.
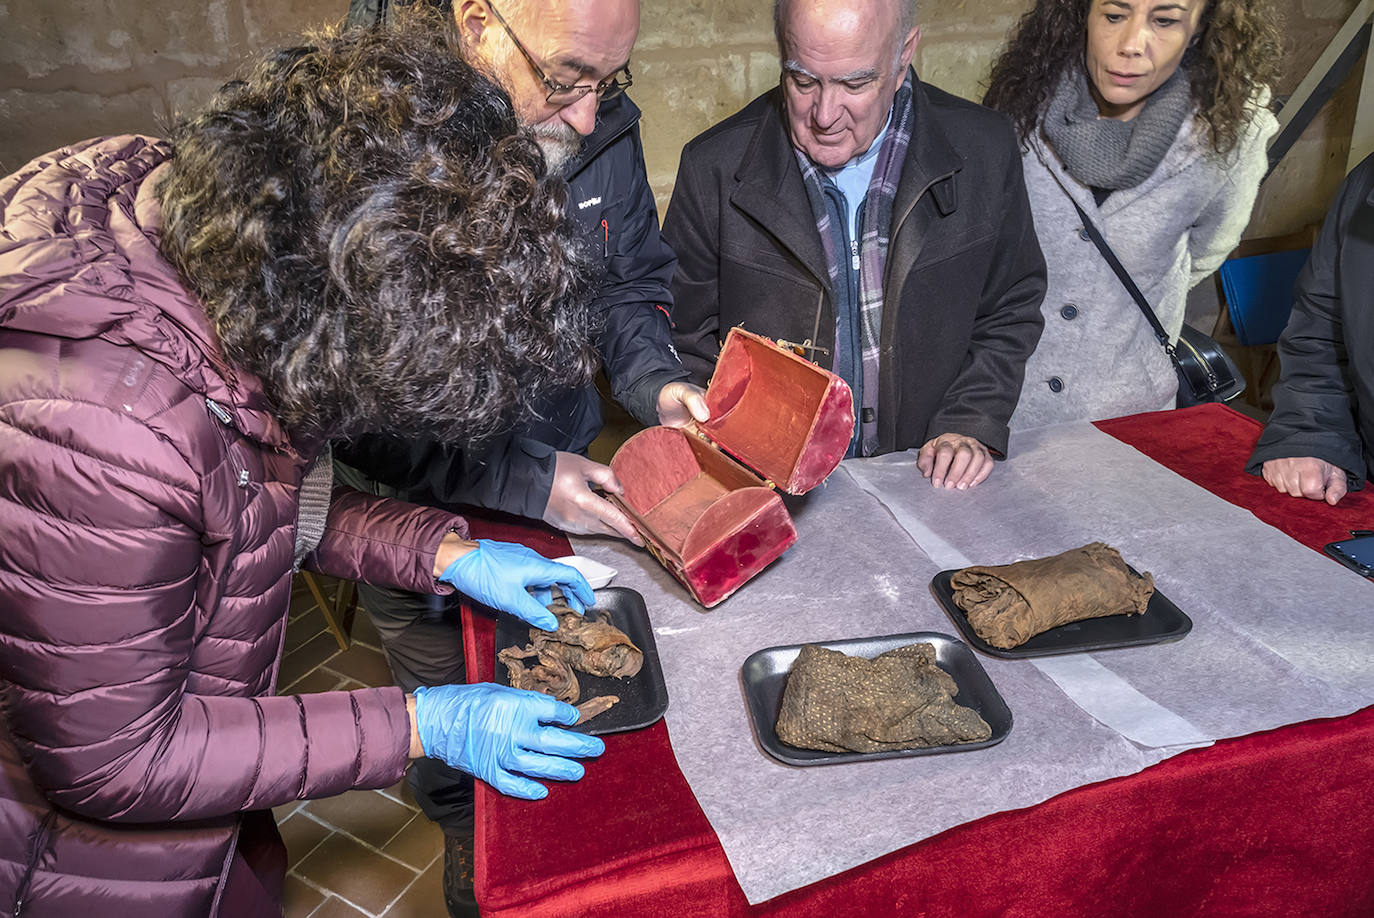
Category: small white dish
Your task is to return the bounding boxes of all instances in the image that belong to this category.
[553,555,618,590]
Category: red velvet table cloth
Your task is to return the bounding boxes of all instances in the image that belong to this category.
[464,404,1374,917]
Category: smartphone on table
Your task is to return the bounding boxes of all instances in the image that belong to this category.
[1324,531,1374,579]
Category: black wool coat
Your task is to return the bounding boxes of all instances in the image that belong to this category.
[661,73,1047,458]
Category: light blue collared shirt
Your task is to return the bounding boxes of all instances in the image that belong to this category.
[822,105,894,243]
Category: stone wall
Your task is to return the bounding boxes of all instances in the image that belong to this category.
[0,0,1365,239]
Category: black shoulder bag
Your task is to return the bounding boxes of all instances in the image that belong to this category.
[1071,200,1245,407]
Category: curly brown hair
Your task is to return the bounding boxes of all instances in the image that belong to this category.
[157,4,598,445]
[983,0,1282,155]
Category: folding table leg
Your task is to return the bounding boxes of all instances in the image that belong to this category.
[299,571,357,651]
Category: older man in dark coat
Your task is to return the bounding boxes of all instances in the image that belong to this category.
[661,0,1045,490]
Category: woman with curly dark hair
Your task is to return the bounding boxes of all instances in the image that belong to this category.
[984,0,1281,427]
[0,7,607,915]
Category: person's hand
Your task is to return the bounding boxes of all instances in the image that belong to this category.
[1261,456,1349,506]
[542,452,643,546]
[436,539,594,629]
[656,381,710,428]
[410,684,604,799]
[917,433,995,490]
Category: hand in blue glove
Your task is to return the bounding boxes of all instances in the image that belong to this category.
[412,683,605,799]
[437,539,594,630]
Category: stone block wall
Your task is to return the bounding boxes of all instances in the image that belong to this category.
[0,0,1365,239]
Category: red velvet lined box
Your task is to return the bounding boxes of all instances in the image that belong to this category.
[610,328,853,607]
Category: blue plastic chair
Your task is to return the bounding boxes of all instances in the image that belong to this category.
[1217,248,1311,347]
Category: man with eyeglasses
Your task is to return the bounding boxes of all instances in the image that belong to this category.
[662,0,1046,487]
[338,1,705,915]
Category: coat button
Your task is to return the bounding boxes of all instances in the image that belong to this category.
[1047,376,1064,393]
[1078,227,1091,241]
[1060,303,1078,320]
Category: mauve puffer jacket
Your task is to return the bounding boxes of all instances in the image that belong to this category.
[0,136,469,916]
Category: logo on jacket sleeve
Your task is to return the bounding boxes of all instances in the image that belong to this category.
[577,196,603,210]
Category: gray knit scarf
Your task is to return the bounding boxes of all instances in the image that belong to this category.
[1041,64,1192,190]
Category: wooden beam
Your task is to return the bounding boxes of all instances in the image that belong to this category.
[1267,0,1374,178]
[1352,24,1374,171]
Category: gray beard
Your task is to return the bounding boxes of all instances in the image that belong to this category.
[530,122,583,174]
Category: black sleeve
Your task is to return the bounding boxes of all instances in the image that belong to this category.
[333,433,557,521]
[926,125,1047,457]
[1245,157,1371,489]
[594,128,690,427]
[660,139,723,388]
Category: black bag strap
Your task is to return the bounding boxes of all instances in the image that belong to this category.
[1070,199,1180,364]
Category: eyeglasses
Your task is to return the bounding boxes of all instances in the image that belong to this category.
[486,1,633,105]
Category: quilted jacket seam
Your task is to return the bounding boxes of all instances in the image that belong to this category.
[292,696,309,800]
[1,398,199,495]
[0,492,184,532]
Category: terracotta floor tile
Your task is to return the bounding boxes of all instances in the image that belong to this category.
[381,858,447,918]
[285,610,327,654]
[272,573,456,917]
[282,873,325,918]
[325,642,395,689]
[281,666,346,696]
[295,832,418,916]
[303,789,415,850]
[381,774,419,811]
[381,812,444,872]
[308,894,372,918]
[278,631,342,687]
[278,810,332,867]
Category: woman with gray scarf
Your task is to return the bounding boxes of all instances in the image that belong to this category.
[984,0,1280,428]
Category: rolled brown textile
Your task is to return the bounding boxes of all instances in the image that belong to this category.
[775,643,992,753]
[949,542,1154,649]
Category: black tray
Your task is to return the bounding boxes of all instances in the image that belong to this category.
[494,586,667,735]
[930,567,1193,659]
[740,631,1012,766]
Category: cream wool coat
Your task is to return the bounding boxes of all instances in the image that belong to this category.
[1010,102,1278,429]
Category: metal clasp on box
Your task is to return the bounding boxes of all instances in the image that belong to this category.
[773,337,829,358]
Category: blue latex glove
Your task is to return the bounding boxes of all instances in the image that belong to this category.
[412,683,605,799]
[437,539,594,630]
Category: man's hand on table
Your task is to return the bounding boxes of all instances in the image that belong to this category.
[1261,456,1349,506]
[917,433,995,490]
[656,381,710,428]
[543,451,644,546]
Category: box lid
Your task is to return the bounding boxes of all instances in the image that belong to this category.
[695,328,853,494]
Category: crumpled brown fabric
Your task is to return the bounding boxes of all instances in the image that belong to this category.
[949,542,1154,649]
[498,601,642,724]
[529,605,643,678]
[775,643,992,753]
